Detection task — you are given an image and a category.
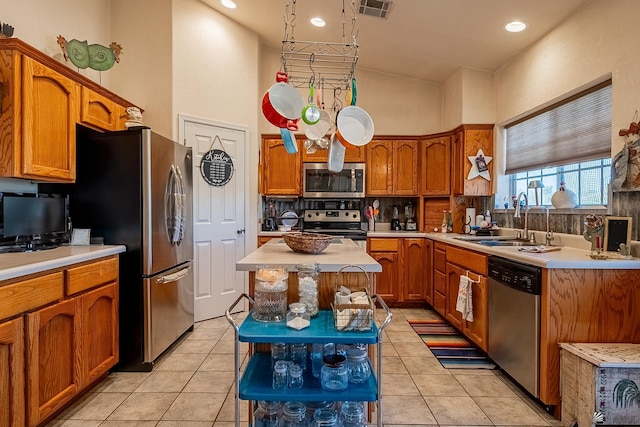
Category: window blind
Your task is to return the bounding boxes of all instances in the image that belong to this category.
[505,81,612,175]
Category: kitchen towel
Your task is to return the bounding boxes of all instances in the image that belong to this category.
[456,275,474,322]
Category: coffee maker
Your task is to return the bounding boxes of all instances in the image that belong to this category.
[405,202,417,231]
[391,205,401,230]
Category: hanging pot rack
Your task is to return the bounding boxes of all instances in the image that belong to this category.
[280,0,359,91]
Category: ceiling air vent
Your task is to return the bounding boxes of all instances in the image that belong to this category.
[359,0,392,19]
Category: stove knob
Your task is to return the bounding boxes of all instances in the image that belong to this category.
[344,211,349,216]
[352,213,357,219]
[315,211,320,216]
[307,213,312,218]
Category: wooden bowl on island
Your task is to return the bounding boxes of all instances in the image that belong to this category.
[282,232,333,254]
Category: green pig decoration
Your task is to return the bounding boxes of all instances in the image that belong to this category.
[57,35,122,71]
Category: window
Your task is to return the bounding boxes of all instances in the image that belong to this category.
[511,158,611,207]
[503,80,612,207]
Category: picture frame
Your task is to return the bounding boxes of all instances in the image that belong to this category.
[70,228,91,246]
[603,216,632,253]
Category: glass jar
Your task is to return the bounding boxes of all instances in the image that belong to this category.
[321,354,348,391]
[287,364,304,389]
[297,262,320,317]
[289,343,307,372]
[254,401,282,427]
[312,407,342,427]
[253,265,288,322]
[346,348,371,384]
[340,401,367,427]
[304,401,334,418]
[286,303,311,330]
[311,343,335,378]
[272,360,288,390]
[271,342,289,369]
[279,401,308,427]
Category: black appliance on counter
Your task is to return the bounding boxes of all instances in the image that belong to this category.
[43,127,194,371]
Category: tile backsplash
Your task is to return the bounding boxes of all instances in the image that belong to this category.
[492,191,640,241]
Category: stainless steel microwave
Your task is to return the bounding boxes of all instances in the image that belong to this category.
[303,163,365,198]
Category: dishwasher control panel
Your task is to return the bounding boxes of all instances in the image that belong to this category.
[488,256,542,295]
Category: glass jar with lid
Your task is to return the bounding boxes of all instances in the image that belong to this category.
[340,401,367,427]
[296,262,320,317]
[253,265,288,322]
[286,302,311,330]
[312,407,342,427]
[320,354,348,391]
[346,348,371,384]
[279,401,307,427]
[254,400,282,427]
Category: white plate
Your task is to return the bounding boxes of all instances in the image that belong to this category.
[281,211,298,227]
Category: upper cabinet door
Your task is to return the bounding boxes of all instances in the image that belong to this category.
[393,139,419,195]
[366,140,393,195]
[451,127,493,196]
[21,56,77,182]
[79,86,117,131]
[421,136,451,195]
[262,137,302,195]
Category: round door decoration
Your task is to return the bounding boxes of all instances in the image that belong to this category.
[200,148,234,186]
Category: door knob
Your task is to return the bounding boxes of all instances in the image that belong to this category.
[237,229,245,234]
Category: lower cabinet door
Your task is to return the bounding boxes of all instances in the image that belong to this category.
[82,283,119,385]
[0,317,25,427]
[26,297,82,427]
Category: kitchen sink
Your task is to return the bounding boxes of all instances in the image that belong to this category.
[475,240,539,247]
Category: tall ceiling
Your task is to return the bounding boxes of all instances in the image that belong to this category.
[202,0,589,83]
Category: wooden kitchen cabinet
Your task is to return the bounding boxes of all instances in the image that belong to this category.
[80,86,120,131]
[367,238,399,303]
[423,239,434,305]
[0,316,25,427]
[302,143,365,162]
[444,245,488,351]
[400,238,428,302]
[26,297,83,426]
[0,51,78,182]
[366,139,419,196]
[261,136,302,195]
[450,125,493,196]
[81,283,118,386]
[421,136,451,195]
[432,242,447,316]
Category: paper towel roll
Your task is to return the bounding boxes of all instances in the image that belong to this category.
[464,208,476,233]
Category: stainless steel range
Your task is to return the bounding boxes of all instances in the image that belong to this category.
[302,208,367,241]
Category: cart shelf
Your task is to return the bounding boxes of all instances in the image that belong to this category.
[237,310,378,344]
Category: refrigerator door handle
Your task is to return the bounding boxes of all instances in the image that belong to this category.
[167,165,186,245]
[156,266,191,284]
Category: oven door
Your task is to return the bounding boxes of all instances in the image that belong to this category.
[303,163,365,198]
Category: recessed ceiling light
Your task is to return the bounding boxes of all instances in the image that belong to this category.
[310,17,326,27]
[221,0,237,9]
[505,21,527,32]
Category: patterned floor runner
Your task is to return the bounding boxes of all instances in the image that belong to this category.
[409,318,496,369]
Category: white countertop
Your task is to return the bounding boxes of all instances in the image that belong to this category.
[0,245,126,281]
[237,238,381,272]
[426,233,640,269]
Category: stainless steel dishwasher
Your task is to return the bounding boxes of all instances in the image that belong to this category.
[488,256,542,398]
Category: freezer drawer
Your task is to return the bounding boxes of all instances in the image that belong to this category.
[143,261,194,363]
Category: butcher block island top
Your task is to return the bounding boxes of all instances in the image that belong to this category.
[237,237,382,272]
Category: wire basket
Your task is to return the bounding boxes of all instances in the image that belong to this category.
[283,232,333,254]
[332,265,374,332]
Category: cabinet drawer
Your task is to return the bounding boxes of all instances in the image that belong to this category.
[368,238,398,252]
[66,257,119,296]
[434,248,446,272]
[0,272,64,320]
[446,245,487,276]
[434,270,446,295]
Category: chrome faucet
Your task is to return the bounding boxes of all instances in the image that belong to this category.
[514,192,531,241]
[545,208,554,246]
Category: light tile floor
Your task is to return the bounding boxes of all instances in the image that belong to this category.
[47,308,563,426]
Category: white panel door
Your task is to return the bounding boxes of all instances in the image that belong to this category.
[184,120,247,321]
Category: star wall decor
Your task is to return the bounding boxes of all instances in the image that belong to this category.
[467,149,492,181]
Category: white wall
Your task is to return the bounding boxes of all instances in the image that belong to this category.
[495,0,639,158]
[260,48,443,136]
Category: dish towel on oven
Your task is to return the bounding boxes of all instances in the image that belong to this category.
[455,275,474,321]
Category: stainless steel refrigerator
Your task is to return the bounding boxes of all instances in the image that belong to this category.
[50,126,194,371]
